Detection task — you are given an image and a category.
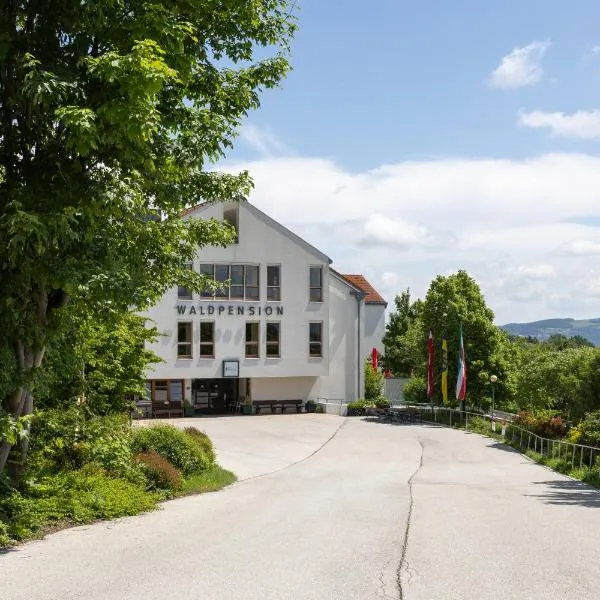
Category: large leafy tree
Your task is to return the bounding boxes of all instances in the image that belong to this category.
[419,270,515,406]
[0,1,296,478]
[382,289,423,376]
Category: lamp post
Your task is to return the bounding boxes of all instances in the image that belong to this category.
[490,375,497,421]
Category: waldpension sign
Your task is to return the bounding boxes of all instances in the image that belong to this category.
[176,304,284,316]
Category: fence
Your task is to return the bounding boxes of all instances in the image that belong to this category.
[411,406,600,472]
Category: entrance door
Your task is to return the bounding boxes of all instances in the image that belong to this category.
[192,378,238,414]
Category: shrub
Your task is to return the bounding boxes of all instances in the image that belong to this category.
[0,467,158,544]
[364,361,384,402]
[131,424,212,476]
[514,410,567,439]
[403,376,427,404]
[347,399,368,410]
[183,428,216,466]
[136,451,183,491]
[374,397,391,409]
[574,410,600,448]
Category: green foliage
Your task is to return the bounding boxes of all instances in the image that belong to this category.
[136,451,183,492]
[513,411,567,439]
[374,397,391,409]
[403,376,428,404]
[180,466,237,496]
[27,408,137,479]
[0,0,296,477]
[571,411,600,447]
[382,289,424,376]
[364,360,384,402]
[347,399,369,410]
[131,425,212,477]
[420,270,514,407]
[183,427,216,467]
[0,467,159,545]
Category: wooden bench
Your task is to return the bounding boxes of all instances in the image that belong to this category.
[252,400,304,415]
[152,401,184,418]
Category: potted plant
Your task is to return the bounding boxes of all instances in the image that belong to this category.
[183,399,194,417]
[242,396,253,415]
[305,399,317,413]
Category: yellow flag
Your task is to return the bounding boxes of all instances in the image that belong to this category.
[441,338,448,404]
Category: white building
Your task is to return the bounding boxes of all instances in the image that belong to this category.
[142,200,386,415]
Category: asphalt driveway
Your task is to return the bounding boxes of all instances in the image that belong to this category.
[2,416,600,599]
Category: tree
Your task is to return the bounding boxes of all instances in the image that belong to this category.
[364,360,384,402]
[382,289,423,376]
[419,270,514,406]
[0,1,296,479]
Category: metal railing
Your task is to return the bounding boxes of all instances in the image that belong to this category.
[400,405,600,472]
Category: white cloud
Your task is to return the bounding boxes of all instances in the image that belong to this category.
[487,40,551,89]
[518,109,600,139]
[219,152,600,323]
[238,123,293,157]
[562,239,600,255]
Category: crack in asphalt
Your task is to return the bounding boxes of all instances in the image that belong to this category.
[396,437,425,600]
[233,418,348,485]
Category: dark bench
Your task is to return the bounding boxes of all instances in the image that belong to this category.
[385,407,421,424]
[152,401,184,418]
[252,400,304,415]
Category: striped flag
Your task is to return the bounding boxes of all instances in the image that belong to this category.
[456,325,467,401]
[441,338,448,404]
[427,331,435,400]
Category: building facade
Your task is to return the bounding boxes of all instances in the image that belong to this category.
[141,200,386,414]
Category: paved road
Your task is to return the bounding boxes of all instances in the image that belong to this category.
[2,416,600,600]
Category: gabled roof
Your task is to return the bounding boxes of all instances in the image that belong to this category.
[181,200,332,264]
[340,274,387,306]
[329,268,366,296]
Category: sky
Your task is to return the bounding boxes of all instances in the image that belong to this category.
[219,0,600,325]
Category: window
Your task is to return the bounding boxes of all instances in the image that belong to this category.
[223,205,239,243]
[199,322,215,358]
[178,262,193,300]
[148,380,183,405]
[245,322,260,358]
[267,265,281,301]
[198,264,260,301]
[266,322,281,357]
[200,263,214,298]
[230,264,244,300]
[309,322,323,357]
[214,264,229,298]
[309,266,323,302]
[177,322,193,358]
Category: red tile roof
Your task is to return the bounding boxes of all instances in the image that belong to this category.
[341,274,387,306]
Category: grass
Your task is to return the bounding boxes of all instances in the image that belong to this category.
[179,466,237,496]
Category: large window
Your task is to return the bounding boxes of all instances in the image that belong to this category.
[266,322,281,357]
[199,322,215,358]
[245,322,260,358]
[148,380,183,404]
[309,266,323,302]
[178,262,193,300]
[267,265,281,301]
[177,322,193,358]
[200,264,260,301]
[309,322,323,357]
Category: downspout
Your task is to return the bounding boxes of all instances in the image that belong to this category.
[352,290,367,399]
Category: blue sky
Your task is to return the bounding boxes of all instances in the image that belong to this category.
[221,0,600,324]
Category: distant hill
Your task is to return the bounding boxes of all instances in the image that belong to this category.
[501,318,600,346]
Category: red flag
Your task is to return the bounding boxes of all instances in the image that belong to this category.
[371,347,378,372]
[427,331,435,399]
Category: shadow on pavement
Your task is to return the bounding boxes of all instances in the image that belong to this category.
[526,479,600,508]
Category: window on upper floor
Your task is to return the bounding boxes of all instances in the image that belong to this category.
[309,322,323,357]
[223,205,239,244]
[177,322,193,359]
[199,264,260,301]
[245,322,260,358]
[177,262,193,300]
[199,321,215,358]
[309,266,323,302]
[267,265,281,301]
[266,322,281,358]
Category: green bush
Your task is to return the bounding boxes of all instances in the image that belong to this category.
[183,428,216,466]
[136,451,183,492]
[131,424,211,476]
[374,397,391,409]
[514,410,567,439]
[572,410,600,447]
[403,376,427,404]
[347,399,368,410]
[0,467,158,544]
[364,361,384,402]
